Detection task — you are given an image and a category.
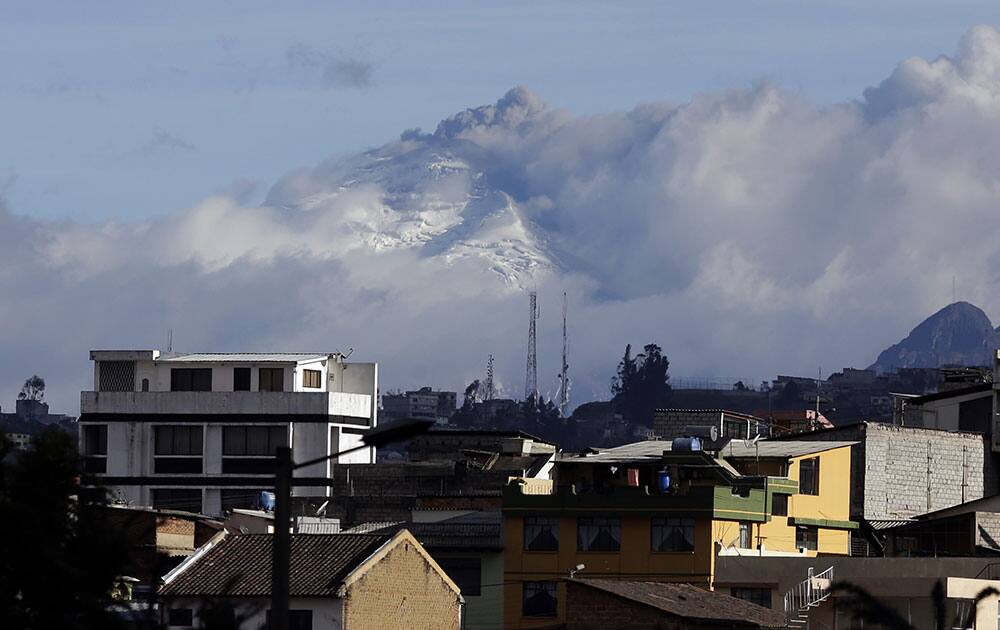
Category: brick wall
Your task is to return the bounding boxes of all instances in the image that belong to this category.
[342,537,461,630]
[654,410,721,440]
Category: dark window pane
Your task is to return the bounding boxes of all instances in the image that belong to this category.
[796,526,818,550]
[222,458,276,474]
[154,458,203,474]
[799,458,820,495]
[234,368,251,392]
[223,426,246,455]
[577,516,621,552]
[772,494,788,517]
[523,582,557,617]
[437,557,481,596]
[83,425,108,455]
[524,516,560,552]
[651,517,695,552]
[151,489,202,513]
[84,456,107,473]
[170,368,212,392]
[259,368,285,392]
[155,426,203,456]
[168,608,193,626]
[221,489,269,511]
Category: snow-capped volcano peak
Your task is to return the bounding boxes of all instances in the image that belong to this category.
[264,89,555,286]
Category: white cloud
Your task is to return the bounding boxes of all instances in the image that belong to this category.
[7,27,1000,413]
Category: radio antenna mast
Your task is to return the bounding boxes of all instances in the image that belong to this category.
[558,292,569,417]
[524,291,538,401]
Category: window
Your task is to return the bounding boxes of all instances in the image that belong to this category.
[437,557,482,596]
[796,525,818,551]
[233,367,251,392]
[266,610,313,630]
[799,457,820,496]
[154,426,203,473]
[731,587,772,608]
[141,378,149,392]
[82,425,108,473]
[577,516,621,552]
[155,426,203,455]
[83,425,107,455]
[524,516,559,552]
[221,489,269,512]
[170,368,212,392]
[772,494,788,517]
[151,489,202,513]
[522,582,557,617]
[723,419,747,439]
[99,360,135,391]
[738,522,752,549]
[167,608,193,627]
[259,368,285,392]
[651,517,695,552]
[223,426,287,455]
[223,426,287,474]
[302,369,322,389]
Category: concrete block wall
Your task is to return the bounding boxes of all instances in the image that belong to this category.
[862,423,987,520]
[780,422,994,521]
[977,513,1000,550]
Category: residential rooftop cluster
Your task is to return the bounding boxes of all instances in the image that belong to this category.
[7,347,1000,628]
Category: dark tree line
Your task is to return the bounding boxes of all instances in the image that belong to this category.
[610,343,671,427]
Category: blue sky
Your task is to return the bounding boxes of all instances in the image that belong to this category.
[4,1,1000,222]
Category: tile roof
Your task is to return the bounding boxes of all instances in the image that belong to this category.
[571,579,786,627]
[160,533,389,597]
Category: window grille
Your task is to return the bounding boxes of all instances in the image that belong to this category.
[99,361,135,392]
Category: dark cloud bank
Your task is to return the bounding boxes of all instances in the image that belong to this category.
[6,26,1000,413]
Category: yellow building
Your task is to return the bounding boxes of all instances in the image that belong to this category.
[502,439,855,628]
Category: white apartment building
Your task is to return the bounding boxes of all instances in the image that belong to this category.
[79,350,378,516]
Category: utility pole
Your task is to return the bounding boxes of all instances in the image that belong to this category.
[558,292,569,417]
[524,291,538,401]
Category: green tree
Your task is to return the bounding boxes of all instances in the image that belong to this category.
[0,427,128,629]
[611,343,671,426]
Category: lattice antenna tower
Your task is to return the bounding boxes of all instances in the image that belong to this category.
[558,292,569,417]
[524,291,538,401]
[485,354,495,401]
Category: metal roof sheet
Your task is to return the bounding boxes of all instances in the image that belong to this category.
[562,439,856,464]
[160,352,333,363]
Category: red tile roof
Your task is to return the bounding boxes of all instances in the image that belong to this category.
[160,534,389,597]
[570,579,786,628]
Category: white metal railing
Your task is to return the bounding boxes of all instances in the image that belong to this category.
[784,566,833,622]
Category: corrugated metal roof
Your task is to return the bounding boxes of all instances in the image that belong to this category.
[561,439,856,464]
[160,352,333,363]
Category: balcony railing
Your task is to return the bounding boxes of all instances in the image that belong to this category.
[80,390,372,420]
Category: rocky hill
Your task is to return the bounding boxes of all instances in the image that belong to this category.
[869,301,999,371]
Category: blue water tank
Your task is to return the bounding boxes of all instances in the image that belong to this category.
[657,471,671,493]
[671,437,702,452]
[258,491,276,512]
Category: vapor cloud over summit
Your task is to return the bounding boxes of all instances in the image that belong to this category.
[7,26,1000,412]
